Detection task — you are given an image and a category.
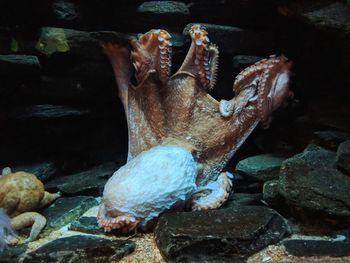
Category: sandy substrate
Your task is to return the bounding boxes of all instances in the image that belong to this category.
[248,244,350,263]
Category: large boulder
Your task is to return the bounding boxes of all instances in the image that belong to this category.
[279,145,350,217]
[236,154,286,182]
[23,235,135,262]
[155,206,290,262]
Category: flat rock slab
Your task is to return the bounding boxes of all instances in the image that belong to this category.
[313,130,350,151]
[283,237,350,257]
[336,140,350,175]
[279,2,350,35]
[236,154,286,181]
[9,104,90,121]
[45,162,119,196]
[23,235,135,262]
[0,55,41,76]
[225,193,262,209]
[11,161,57,182]
[42,196,98,233]
[68,216,105,235]
[155,206,290,262]
[137,1,190,28]
[279,144,350,217]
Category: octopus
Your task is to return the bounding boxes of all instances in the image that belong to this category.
[96,25,293,233]
[0,167,61,243]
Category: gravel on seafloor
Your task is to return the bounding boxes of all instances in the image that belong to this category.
[248,244,350,263]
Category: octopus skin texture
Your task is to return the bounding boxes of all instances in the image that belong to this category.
[96,25,293,233]
[0,168,61,244]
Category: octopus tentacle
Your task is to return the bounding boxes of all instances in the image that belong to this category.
[256,55,292,129]
[97,203,138,233]
[175,24,218,91]
[10,212,46,241]
[219,55,292,122]
[130,29,172,85]
[191,172,233,211]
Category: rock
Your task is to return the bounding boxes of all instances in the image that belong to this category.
[282,235,350,257]
[279,144,350,217]
[11,161,57,182]
[45,162,120,196]
[279,2,350,35]
[138,1,190,28]
[263,180,279,202]
[0,243,28,263]
[236,154,286,182]
[138,1,189,16]
[9,104,90,121]
[52,0,80,21]
[68,216,104,235]
[232,55,264,73]
[23,235,135,262]
[155,206,290,262]
[36,27,104,59]
[183,23,274,55]
[42,196,98,233]
[225,193,262,208]
[0,55,41,76]
[313,130,350,151]
[337,140,350,175]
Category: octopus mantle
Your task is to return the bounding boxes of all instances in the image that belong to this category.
[96,25,292,233]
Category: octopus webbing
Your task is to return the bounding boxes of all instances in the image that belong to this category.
[96,25,293,233]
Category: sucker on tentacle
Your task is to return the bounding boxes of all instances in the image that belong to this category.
[177,24,218,91]
[208,43,219,91]
[220,55,292,124]
[190,25,213,90]
[130,29,172,85]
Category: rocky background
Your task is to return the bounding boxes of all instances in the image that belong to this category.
[0,0,350,262]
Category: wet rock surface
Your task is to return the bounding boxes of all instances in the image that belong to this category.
[225,193,262,208]
[41,196,98,233]
[236,154,286,182]
[23,235,135,262]
[10,161,57,182]
[45,162,120,196]
[9,104,90,121]
[282,235,350,257]
[313,130,350,151]
[279,144,350,217]
[155,206,290,262]
[68,216,104,235]
[0,55,41,76]
[336,140,350,175]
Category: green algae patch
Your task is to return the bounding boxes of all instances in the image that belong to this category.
[36,27,70,56]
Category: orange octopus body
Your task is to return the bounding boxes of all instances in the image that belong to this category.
[0,172,45,217]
